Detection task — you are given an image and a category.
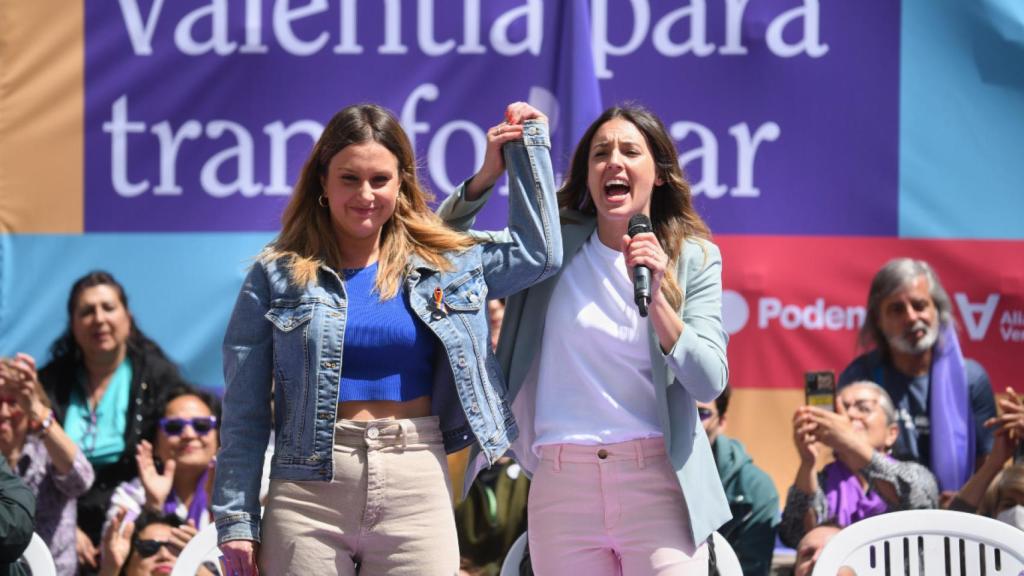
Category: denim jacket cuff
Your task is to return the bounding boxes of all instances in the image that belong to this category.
[519,120,551,148]
[215,514,261,544]
[454,180,496,206]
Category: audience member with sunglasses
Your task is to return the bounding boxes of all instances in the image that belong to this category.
[8,271,191,572]
[100,510,213,576]
[0,356,94,575]
[104,387,220,536]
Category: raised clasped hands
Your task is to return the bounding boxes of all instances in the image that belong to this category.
[468,101,549,198]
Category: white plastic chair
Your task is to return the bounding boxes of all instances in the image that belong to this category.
[171,522,221,576]
[499,531,529,576]
[709,531,743,576]
[21,533,56,576]
[498,531,742,575]
[813,509,1024,576]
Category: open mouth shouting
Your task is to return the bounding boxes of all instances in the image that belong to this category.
[604,178,631,201]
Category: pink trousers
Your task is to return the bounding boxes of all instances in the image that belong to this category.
[528,438,709,575]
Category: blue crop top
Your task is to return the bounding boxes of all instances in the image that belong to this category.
[338,263,435,403]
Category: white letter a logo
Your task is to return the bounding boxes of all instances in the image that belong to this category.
[954,293,1000,341]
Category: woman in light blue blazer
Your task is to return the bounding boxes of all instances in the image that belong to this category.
[440,105,731,575]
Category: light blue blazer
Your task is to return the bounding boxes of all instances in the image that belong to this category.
[438,190,732,547]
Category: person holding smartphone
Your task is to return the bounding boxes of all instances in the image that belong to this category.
[779,380,939,547]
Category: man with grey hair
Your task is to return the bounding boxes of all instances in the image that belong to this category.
[838,257,996,496]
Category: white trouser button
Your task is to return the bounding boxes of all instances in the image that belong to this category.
[367,427,380,439]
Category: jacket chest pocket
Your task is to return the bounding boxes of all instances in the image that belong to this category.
[442,268,488,313]
[265,301,316,376]
[265,301,316,419]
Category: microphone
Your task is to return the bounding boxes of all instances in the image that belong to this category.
[627,214,652,317]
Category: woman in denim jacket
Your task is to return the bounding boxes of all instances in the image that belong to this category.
[440,105,731,574]
[212,102,560,576]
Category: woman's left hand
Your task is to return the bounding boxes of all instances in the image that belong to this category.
[801,405,858,452]
[621,230,669,297]
[137,440,175,510]
[99,509,132,576]
[984,387,1024,465]
[5,354,49,422]
[466,101,548,200]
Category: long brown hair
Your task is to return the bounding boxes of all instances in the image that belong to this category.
[263,104,476,298]
[557,105,711,310]
[49,271,168,374]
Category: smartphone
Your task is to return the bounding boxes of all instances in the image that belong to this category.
[805,370,836,412]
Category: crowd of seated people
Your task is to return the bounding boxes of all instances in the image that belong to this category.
[1,271,216,575]
[777,258,1022,573]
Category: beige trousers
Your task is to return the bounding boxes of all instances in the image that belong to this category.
[259,416,459,575]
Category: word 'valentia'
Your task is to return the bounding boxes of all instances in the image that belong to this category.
[117,0,830,79]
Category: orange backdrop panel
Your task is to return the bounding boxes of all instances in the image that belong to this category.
[0,0,83,233]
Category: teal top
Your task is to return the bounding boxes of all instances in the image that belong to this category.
[66,359,132,465]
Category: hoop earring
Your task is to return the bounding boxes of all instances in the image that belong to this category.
[318,194,328,208]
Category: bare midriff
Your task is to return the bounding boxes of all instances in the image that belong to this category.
[336,396,432,421]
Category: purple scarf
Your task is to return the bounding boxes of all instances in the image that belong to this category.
[163,465,211,527]
[929,325,975,492]
[823,459,890,527]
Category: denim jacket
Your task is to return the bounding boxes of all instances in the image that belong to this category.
[212,121,561,543]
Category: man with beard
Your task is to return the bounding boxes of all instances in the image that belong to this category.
[838,258,996,501]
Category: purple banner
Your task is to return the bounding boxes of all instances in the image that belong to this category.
[85,0,897,235]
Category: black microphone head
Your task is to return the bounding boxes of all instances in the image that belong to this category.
[628,214,652,237]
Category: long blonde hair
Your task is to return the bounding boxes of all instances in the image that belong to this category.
[263,104,476,298]
[558,105,711,311]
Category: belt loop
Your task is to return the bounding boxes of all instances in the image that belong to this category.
[636,440,646,469]
[553,445,562,472]
[399,420,408,449]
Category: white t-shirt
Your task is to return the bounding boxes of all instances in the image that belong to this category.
[533,232,662,451]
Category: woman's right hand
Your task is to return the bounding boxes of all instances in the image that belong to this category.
[137,439,175,510]
[77,525,100,570]
[99,508,133,576]
[792,407,820,465]
[465,101,548,200]
[984,387,1024,465]
[220,539,260,576]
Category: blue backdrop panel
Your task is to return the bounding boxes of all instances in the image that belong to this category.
[900,0,1024,239]
[0,233,273,388]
